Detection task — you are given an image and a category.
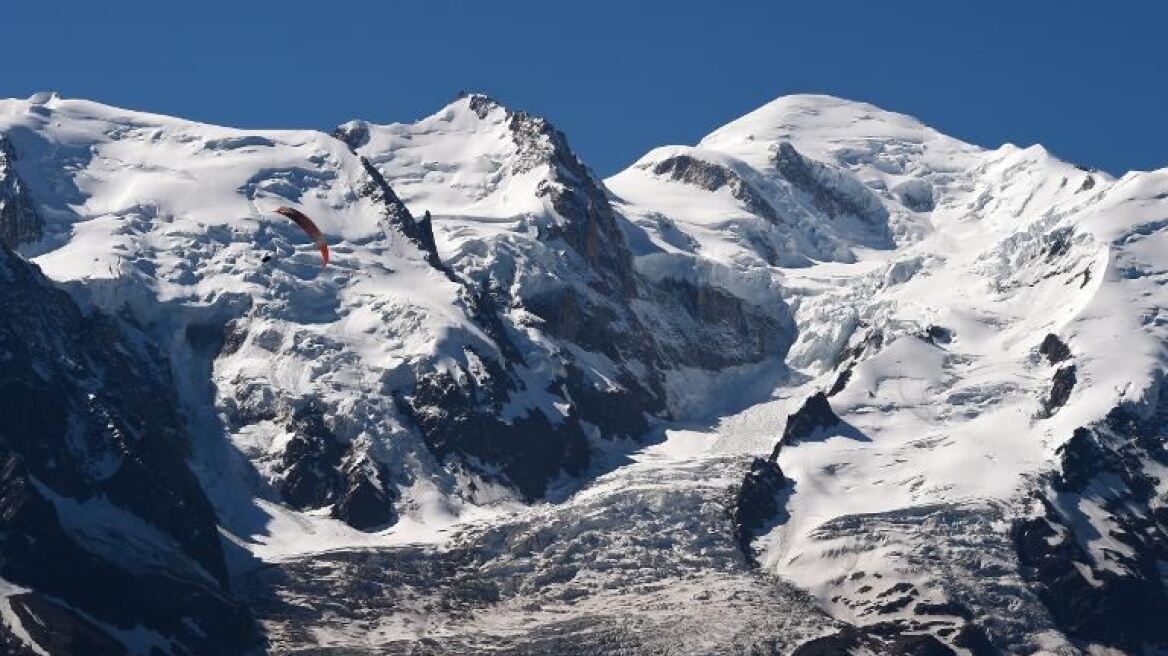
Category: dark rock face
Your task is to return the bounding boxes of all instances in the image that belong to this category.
[276,400,396,529]
[335,95,797,513]
[469,93,634,299]
[913,601,973,620]
[353,155,446,273]
[331,125,447,275]
[561,364,655,441]
[1015,388,1168,653]
[0,246,259,653]
[834,328,884,370]
[828,366,852,397]
[217,362,398,532]
[873,582,919,614]
[0,138,43,247]
[1044,227,1074,260]
[791,627,862,656]
[332,120,371,150]
[333,470,396,530]
[732,392,847,565]
[776,392,842,451]
[1038,333,1071,365]
[651,154,781,223]
[731,457,788,562]
[277,400,345,511]
[773,142,888,226]
[951,624,998,656]
[513,255,792,490]
[924,325,953,345]
[400,353,590,501]
[1041,365,1076,416]
[514,114,640,300]
[203,135,276,151]
[4,593,128,655]
[647,277,793,370]
[524,286,627,360]
[792,624,959,656]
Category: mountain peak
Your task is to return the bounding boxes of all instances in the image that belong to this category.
[336,93,597,222]
[698,93,968,166]
[26,90,60,105]
[454,90,505,117]
[6,88,1168,656]
[342,94,635,295]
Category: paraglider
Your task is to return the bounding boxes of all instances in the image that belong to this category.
[273,206,329,267]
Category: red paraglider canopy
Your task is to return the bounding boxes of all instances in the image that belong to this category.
[274,206,329,267]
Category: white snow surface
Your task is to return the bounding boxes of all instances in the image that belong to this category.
[339,95,568,260]
[0,94,497,560]
[606,93,1168,629]
[4,91,1168,650]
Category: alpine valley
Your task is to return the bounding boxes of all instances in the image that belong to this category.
[1,90,1166,655]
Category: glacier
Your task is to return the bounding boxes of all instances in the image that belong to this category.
[0,90,1165,654]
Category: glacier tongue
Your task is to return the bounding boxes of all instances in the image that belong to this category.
[0,90,1167,654]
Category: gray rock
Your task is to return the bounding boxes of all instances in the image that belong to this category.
[732,457,789,563]
[651,154,782,223]
[1038,333,1071,365]
[0,138,43,247]
[1041,365,1076,416]
[0,245,259,653]
[773,142,889,226]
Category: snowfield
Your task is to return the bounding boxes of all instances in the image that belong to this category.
[0,91,1166,655]
[0,92,492,557]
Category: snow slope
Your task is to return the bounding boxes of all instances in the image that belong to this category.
[1,90,1167,654]
[0,92,496,554]
[0,91,796,560]
[608,94,1168,654]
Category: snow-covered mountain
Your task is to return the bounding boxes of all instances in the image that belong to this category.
[0,90,1166,655]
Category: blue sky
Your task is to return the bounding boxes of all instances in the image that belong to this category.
[8,1,1165,176]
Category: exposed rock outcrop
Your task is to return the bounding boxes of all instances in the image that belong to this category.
[348,95,799,505]
[732,391,846,565]
[791,623,959,656]
[353,155,446,273]
[1038,333,1071,365]
[400,353,590,501]
[1041,365,1076,416]
[731,457,788,563]
[1015,388,1168,653]
[775,391,842,451]
[827,366,852,396]
[472,93,636,298]
[651,154,781,223]
[773,142,888,226]
[0,245,259,653]
[924,324,953,345]
[0,138,43,247]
